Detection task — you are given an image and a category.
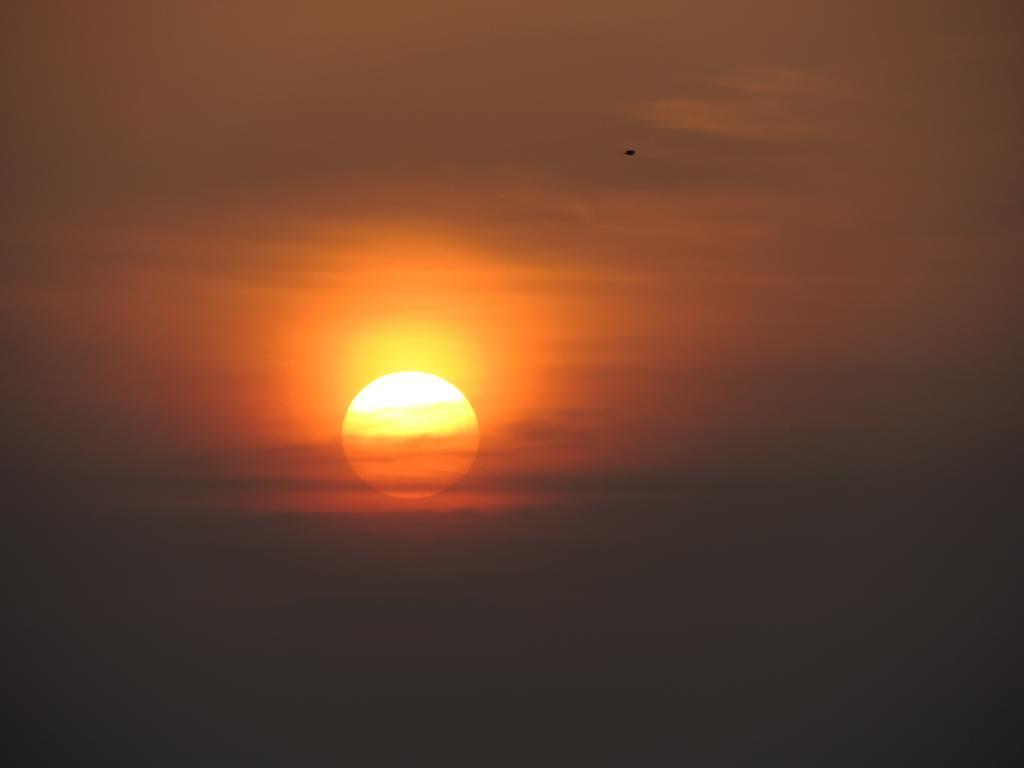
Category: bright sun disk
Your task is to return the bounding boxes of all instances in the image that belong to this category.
[342,372,479,499]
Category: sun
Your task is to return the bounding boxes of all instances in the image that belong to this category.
[342,372,480,499]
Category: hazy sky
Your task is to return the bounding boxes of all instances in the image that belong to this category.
[4,1,1021,507]
[4,2,1021,762]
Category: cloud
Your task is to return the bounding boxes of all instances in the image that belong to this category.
[635,70,820,140]
[493,409,602,452]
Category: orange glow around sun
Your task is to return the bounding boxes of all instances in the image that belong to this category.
[272,236,593,510]
[342,372,480,498]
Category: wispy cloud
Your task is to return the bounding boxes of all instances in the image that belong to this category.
[635,70,820,140]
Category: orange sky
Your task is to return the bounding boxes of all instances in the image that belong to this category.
[2,0,1021,513]
[7,7,1022,763]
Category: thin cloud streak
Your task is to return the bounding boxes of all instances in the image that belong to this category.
[635,70,822,140]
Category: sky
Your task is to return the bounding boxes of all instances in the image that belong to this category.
[4,1,1022,763]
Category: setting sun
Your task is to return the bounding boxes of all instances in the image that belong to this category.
[342,372,480,499]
